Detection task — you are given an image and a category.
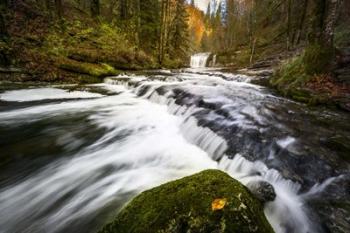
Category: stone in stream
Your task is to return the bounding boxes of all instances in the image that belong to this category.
[98,170,274,233]
[246,180,276,203]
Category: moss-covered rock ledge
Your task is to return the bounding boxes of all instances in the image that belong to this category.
[270,44,350,111]
[98,170,274,233]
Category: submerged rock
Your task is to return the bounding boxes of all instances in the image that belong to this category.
[98,170,274,233]
[246,180,276,203]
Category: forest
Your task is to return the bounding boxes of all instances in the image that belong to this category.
[189,0,350,109]
[0,0,349,108]
[0,0,191,82]
[0,1,350,233]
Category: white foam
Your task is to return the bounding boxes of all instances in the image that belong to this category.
[277,136,296,148]
[0,91,217,233]
[0,88,103,102]
[219,155,313,233]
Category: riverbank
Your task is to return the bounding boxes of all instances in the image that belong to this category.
[218,45,350,112]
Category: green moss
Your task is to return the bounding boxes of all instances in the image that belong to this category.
[271,43,334,87]
[77,75,103,84]
[98,170,274,233]
[217,48,252,68]
[335,24,350,47]
[7,18,158,82]
[289,88,312,103]
[162,57,183,69]
[68,50,100,63]
[270,43,336,105]
[270,56,312,105]
[303,43,333,75]
[59,59,119,77]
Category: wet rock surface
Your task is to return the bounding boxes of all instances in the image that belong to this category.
[246,181,276,203]
[307,174,350,233]
[131,76,350,190]
[112,70,350,233]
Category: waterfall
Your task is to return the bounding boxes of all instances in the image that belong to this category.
[190,53,211,68]
[212,54,217,66]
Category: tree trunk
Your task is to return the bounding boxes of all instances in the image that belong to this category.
[135,0,141,47]
[250,38,257,65]
[90,0,100,18]
[0,0,10,67]
[248,0,255,63]
[164,0,171,56]
[120,0,128,20]
[305,0,342,73]
[55,0,63,19]
[44,0,54,19]
[158,0,168,64]
[0,9,7,40]
[310,0,326,43]
[158,0,164,64]
[0,0,8,39]
[107,0,117,22]
[45,0,51,10]
[295,0,309,45]
[286,0,292,50]
[321,0,340,47]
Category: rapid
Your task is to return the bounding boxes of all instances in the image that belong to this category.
[0,63,349,233]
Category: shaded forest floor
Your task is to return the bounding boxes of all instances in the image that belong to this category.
[270,48,350,112]
[271,46,350,112]
[0,1,161,84]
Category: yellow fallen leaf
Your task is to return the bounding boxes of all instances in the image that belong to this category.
[211,198,227,211]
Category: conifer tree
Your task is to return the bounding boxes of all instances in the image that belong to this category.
[170,0,190,59]
[139,0,160,53]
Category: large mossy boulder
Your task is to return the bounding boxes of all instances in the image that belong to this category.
[98,170,275,233]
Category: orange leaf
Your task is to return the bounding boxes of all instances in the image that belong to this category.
[211,198,227,211]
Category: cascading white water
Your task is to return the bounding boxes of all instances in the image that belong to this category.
[190,52,211,68]
[0,71,348,233]
[0,89,217,233]
[130,81,315,233]
[212,54,217,66]
[104,74,344,233]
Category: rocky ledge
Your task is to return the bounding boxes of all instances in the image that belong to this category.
[98,170,275,233]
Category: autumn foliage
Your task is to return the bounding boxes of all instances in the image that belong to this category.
[186,5,206,48]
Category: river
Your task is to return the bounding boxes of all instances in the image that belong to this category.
[0,60,349,233]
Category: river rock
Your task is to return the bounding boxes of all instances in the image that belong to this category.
[98,170,275,233]
[246,180,276,203]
